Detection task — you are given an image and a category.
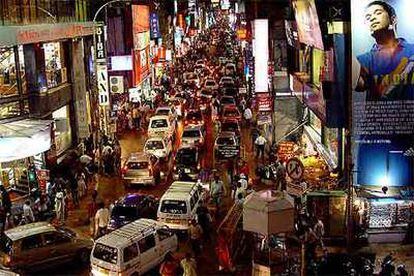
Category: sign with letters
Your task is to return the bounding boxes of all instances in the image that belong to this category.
[97,64,109,106]
[94,25,107,62]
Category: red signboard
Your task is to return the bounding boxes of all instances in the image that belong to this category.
[237,28,247,40]
[256,93,273,112]
[277,141,297,162]
[133,47,150,86]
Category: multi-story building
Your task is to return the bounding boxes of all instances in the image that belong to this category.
[0,0,94,194]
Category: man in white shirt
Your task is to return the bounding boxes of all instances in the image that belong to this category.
[243,107,252,126]
[254,134,267,160]
[94,202,109,239]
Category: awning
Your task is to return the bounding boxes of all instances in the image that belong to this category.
[0,119,53,163]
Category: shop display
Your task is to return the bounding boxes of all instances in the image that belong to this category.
[368,203,396,228]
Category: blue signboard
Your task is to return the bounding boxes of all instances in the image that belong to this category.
[150,13,160,39]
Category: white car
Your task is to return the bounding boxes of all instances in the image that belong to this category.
[183,72,200,87]
[148,115,175,139]
[203,79,218,91]
[155,106,177,122]
[144,136,173,160]
[219,76,235,86]
[182,125,205,148]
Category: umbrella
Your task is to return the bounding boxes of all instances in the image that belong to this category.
[243,190,295,235]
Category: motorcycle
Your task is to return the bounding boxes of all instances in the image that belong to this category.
[256,162,278,181]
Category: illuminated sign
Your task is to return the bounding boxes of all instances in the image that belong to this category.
[94,25,107,62]
[150,13,161,39]
[97,64,109,106]
[352,0,414,187]
[254,19,269,93]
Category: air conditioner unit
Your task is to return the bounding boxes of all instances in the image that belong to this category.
[110,76,124,94]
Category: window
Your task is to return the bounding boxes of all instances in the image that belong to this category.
[92,243,118,264]
[43,42,67,89]
[43,232,71,246]
[21,235,43,251]
[127,161,149,170]
[160,200,187,214]
[138,235,155,253]
[190,196,196,211]
[151,119,168,128]
[0,48,19,98]
[123,243,139,263]
[157,228,173,241]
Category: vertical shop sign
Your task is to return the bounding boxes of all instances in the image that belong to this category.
[94,25,107,62]
[97,64,109,106]
[352,0,414,187]
[150,13,161,39]
[132,5,150,50]
[254,20,269,93]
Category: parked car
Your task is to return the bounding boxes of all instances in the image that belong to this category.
[214,131,240,159]
[122,152,164,187]
[183,72,199,87]
[181,125,205,148]
[184,109,204,129]
[220,119,241,141]
[0,222,92,273]
[219,76,234,87]
[221,105,242,121]
[220,95,236,108]
[91,219,177,276]
[203,79,219,91]
[155,106,177,122]
[144,136,173,161]
[173,146,202,180]
[225,63,237,76]
[107,194,159,231]
[147,115,175,139]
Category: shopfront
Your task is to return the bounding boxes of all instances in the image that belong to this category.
[43,42,67,90]
[0,119,52,195]
[52,105,72,157]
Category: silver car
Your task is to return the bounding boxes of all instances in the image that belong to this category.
[122,153,159,187]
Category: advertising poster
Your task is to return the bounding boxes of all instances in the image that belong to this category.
[132,5,150,50]
[292,0,324,50]
[352,0,414,187]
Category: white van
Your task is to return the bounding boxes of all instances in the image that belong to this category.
[90,219,178,276]
[157,181,207,231]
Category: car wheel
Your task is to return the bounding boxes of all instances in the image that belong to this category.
[77,248,90,265]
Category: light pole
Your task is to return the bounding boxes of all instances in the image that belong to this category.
[92,0,130,167]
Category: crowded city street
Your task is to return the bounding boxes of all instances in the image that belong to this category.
[1,0,414,275]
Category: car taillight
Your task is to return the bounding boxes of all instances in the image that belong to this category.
[121,167,128,175]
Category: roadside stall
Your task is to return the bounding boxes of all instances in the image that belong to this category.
[243,190,300,275]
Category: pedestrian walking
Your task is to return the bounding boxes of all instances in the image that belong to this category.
[210,175,224,211]
[55,190,66,224]
[180,253,197,276]
[314,219,325,247]
[94,202,109,239]
[188,219,203,256]
[243,106,252,126]
[276,161,287,191]
[251,127,260,150]
[197,204,212,242]
[0,185,11,233]
[150,155,161,185]
[132,104,140,130]
[159,252,179,276]
[23,200,35,224]
[77,171,87,198]
[255,133,267,160]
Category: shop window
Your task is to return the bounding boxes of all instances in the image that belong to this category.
[52,105,72,156]
[0,48,19,98]
[44,42,67,89]
[0,101,22,120]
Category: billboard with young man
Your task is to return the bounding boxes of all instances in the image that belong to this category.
[352,0,414,188]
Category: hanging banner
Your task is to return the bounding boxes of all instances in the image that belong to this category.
[97,64,109,106]
[352,0,414,188]
[292,0,324,50]
[256,92,273,111]
[150,13,161,39]
[132,5,150,50]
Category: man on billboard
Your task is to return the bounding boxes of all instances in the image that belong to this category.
[355,1,414,100]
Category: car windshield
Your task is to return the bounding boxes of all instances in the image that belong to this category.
[111,206,137,221]
[127,161,148,170]
[0,235,12,255]
[217,137,235,146]
[93,243,118,264]
[206,81,215,86]
[186,73,197,80]
[224,109,239,117]
[160,200,187,214]
[186,112,202,121]
[156,109,170,116]
[177,149,197,165]
[221,97,234,104]
[183,130,201,138]
[222,122,239,132]
[145,140,164,150]
[151,119,168,128]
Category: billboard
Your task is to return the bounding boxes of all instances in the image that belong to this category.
[132,5,150,50]
[352,0,414,188]
[292,0,324,50]
[254,19,269,93]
